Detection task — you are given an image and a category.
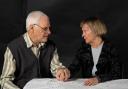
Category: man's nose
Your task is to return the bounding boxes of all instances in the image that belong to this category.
[47,28,51,35]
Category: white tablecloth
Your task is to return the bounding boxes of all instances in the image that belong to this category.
[23,78,128,89]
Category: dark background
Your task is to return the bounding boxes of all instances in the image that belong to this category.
[0,0,128,78]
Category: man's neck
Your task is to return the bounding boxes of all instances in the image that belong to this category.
[27,32,39,46]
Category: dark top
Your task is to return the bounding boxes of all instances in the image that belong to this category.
[68,40,122,82]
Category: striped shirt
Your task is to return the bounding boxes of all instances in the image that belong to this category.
[0,33,65,89]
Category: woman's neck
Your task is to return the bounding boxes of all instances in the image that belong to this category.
[91,37,103,48]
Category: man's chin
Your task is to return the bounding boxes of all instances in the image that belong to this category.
[41,39,48,43]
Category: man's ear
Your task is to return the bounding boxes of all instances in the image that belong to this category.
[27,25,34,33]
[29,25,34,30]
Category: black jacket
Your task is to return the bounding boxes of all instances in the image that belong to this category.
[68,40,122,82]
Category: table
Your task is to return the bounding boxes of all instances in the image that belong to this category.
[23,78,128,89]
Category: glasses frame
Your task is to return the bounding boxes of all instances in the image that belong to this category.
[33,24,50,33]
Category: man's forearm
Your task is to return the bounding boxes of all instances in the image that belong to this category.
[1,80,20,89]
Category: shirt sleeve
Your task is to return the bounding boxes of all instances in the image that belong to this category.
[0,47,20,89]
[50,49,65,77]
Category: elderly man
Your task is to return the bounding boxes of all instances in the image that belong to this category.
[0,11,70,89]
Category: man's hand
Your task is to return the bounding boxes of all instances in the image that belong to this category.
[55,68,70,81]
[84,77,99,86]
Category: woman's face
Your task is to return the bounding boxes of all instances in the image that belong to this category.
[81,24,97,44]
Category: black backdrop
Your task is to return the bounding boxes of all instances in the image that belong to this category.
[0,0,128,78]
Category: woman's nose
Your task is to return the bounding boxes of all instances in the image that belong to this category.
[82,32,85,37]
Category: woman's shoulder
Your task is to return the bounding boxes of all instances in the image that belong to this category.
[103,39,118,54]
[103,39,116,48]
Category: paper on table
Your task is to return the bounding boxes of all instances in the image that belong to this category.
[93,79,128,89]
[23,78,128,89]
[23,78,89,89]
[47,79,86,89]
[23,78,51,89]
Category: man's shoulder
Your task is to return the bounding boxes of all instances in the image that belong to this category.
[8,35,24,48]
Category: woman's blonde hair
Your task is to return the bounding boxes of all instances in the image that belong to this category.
[80,17,107,37]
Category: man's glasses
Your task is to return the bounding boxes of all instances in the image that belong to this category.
[33,24,50,33]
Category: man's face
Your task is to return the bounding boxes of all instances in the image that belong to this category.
[32,16,51,43]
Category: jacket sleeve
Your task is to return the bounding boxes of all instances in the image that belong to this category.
[98,46,122,82]
[68,56,81,78]
[68,44,84,78]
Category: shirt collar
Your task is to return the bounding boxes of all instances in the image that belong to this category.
[23,33,45,48]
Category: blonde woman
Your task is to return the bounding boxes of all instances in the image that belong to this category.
[68,17,122,86]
